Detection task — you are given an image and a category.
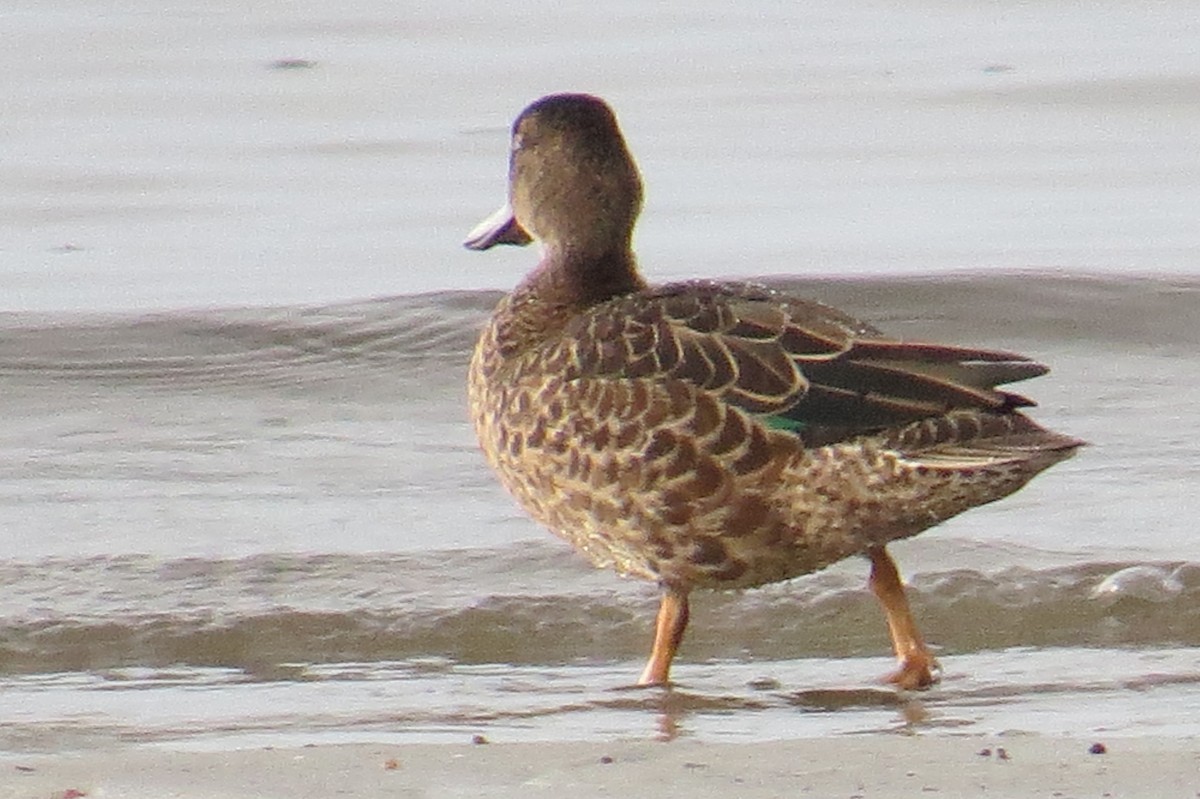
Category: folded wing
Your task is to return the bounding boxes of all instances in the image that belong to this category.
[558,281,1051,446]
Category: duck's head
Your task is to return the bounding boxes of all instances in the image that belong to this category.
[464,93,643,257]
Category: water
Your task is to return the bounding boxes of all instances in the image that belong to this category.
[5,1,1200,313]
[2,277,1198,749]
[2,0,1200,752]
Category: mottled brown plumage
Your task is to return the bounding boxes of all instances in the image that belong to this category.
[466,93,1083,688]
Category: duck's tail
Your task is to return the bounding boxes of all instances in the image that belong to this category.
[881,410,1085,472]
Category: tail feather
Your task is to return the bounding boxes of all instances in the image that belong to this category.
[882,410,1085,468]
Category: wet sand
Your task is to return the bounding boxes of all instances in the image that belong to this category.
[3,736,1195,799]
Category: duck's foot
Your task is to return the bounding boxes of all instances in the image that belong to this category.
[867,546,941,691]
[882,652,941,691]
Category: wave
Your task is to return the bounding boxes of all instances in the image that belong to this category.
[0,272,1196,391]
[4,550,1200,677]
[0,291,495,392]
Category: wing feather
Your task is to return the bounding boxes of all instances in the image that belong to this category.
[556,280,1051,445]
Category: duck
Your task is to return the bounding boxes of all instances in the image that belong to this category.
[465,93,1083,689]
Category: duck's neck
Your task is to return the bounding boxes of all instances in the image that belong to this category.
[545,242,644,300]
[501,244,645,352]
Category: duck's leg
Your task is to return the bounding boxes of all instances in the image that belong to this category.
[637,585,690,686]
[867,545,939,689]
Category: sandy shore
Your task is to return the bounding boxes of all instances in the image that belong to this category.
[3,736,1196,799]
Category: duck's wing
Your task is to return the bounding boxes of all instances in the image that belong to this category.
[560,281,1049,446]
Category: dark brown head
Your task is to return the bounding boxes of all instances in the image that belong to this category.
[465,94,644,259]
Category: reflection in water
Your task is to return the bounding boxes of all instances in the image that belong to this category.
[5,648,1200,751]
[606,680,933,742]
[790,687,929,733]
[652,689,682,742]
[602,682,775,742]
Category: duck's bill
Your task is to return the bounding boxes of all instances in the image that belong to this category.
[463,202,533,250]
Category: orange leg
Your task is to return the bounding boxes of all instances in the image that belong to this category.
[637,586,690,686]
[868,545,939,690]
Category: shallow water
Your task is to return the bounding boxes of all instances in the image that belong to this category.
[3,0,1200,753]
[2,277,1199,750]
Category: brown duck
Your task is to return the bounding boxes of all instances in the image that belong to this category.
[465,93,1083,689]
